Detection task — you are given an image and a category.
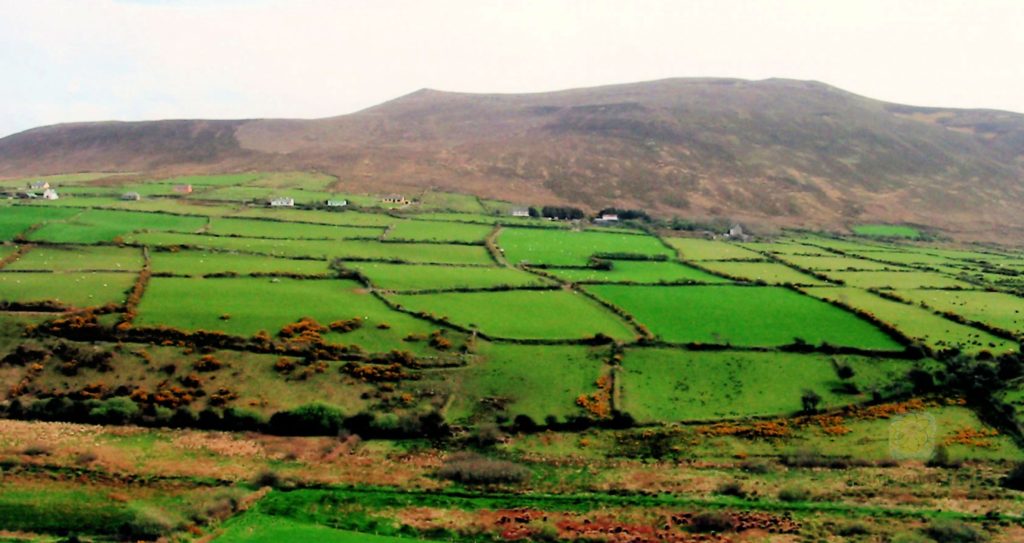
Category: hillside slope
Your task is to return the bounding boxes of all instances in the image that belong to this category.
[2,78,1024,238]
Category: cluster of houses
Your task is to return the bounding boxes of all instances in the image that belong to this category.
[264,194,404,208]
[267,197,349,208]
[8,181,59,200]
[6,179,59,200]
[5,180,200,202]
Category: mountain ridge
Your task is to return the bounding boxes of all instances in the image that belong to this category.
[3,77,1024,240]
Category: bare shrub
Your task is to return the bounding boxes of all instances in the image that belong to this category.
[22,443,52,457]
[689,511,735,533]
[437,453,529,485]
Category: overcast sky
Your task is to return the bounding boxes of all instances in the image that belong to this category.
[1,0,1022,137]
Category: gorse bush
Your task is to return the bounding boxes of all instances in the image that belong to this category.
[1000,462,1024,491]
[268,403,345,435]
[924,520,988,543]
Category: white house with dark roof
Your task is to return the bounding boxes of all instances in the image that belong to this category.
[270,197,295,207]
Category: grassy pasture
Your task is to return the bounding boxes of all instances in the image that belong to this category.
[61,183,184,197]
[129,232,341,258]
[0,480,174,536]
[230,207,397,227]
[348,262,551,291]
[776,255,898,271]
[243,171,338,190]
[895,289,1024,335]
[847,250,958,267]
[414,191,487,213]
[215,512,438,543]
[797,236,894,253]
[543,260,729,284]
[0,205,79,240]
[385,220,492,243]
[5,245,143,272]
[150,250,329,276]
[741,242,834,256]
[802,286,1018,354]
[0,172,126,186]
[665,238,763,261]
[499,228,672,266]
[155,173,264,186]
[410,212,562,227]
[0,271,135,308]
[446,343,605,423]
[851,224,922,239]
[586,285,902,349]
[0,245,16,261]
[130,232,493,264]
[28,209,207,243]
[135,277,440,351]
[619,349,909,422]
[388,290,635,340]
[698,261,827,285]
[27,196,242,216]
[823,270,974,289]
[207,217,382,239]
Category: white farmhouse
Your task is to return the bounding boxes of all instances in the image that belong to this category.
[270,197,295,207]
[42,189,59,200]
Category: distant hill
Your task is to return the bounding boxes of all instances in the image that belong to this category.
[3,78,1024,240]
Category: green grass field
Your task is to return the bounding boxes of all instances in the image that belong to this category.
[499,228,673,266]
[5,245,143,272]
[0,271,135,308]
[388,290,635,340]
[851,224,922,239]
[698,261,827,285]
[135,277,438,351]
[845,250,959,267]
[775,254,897,271]
[229,208,397,227]
[619,349,910,422]
[348,262,552,291]
[0,205,79,240]
[586,285,902,349]
[823,270,974,289]
[216,512,438,542]
[894,289,1024,335]
[802,286,1018,354]
[665,238,763,260]
[149,250,329,276]
[207,217,383,240]
[385,220,492,243]
[543,260,730,284]
[130,232,493,264]
[446,343,606,423]
[28,209,207,243]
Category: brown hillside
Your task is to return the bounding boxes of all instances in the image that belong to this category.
[2,78,1024,239]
